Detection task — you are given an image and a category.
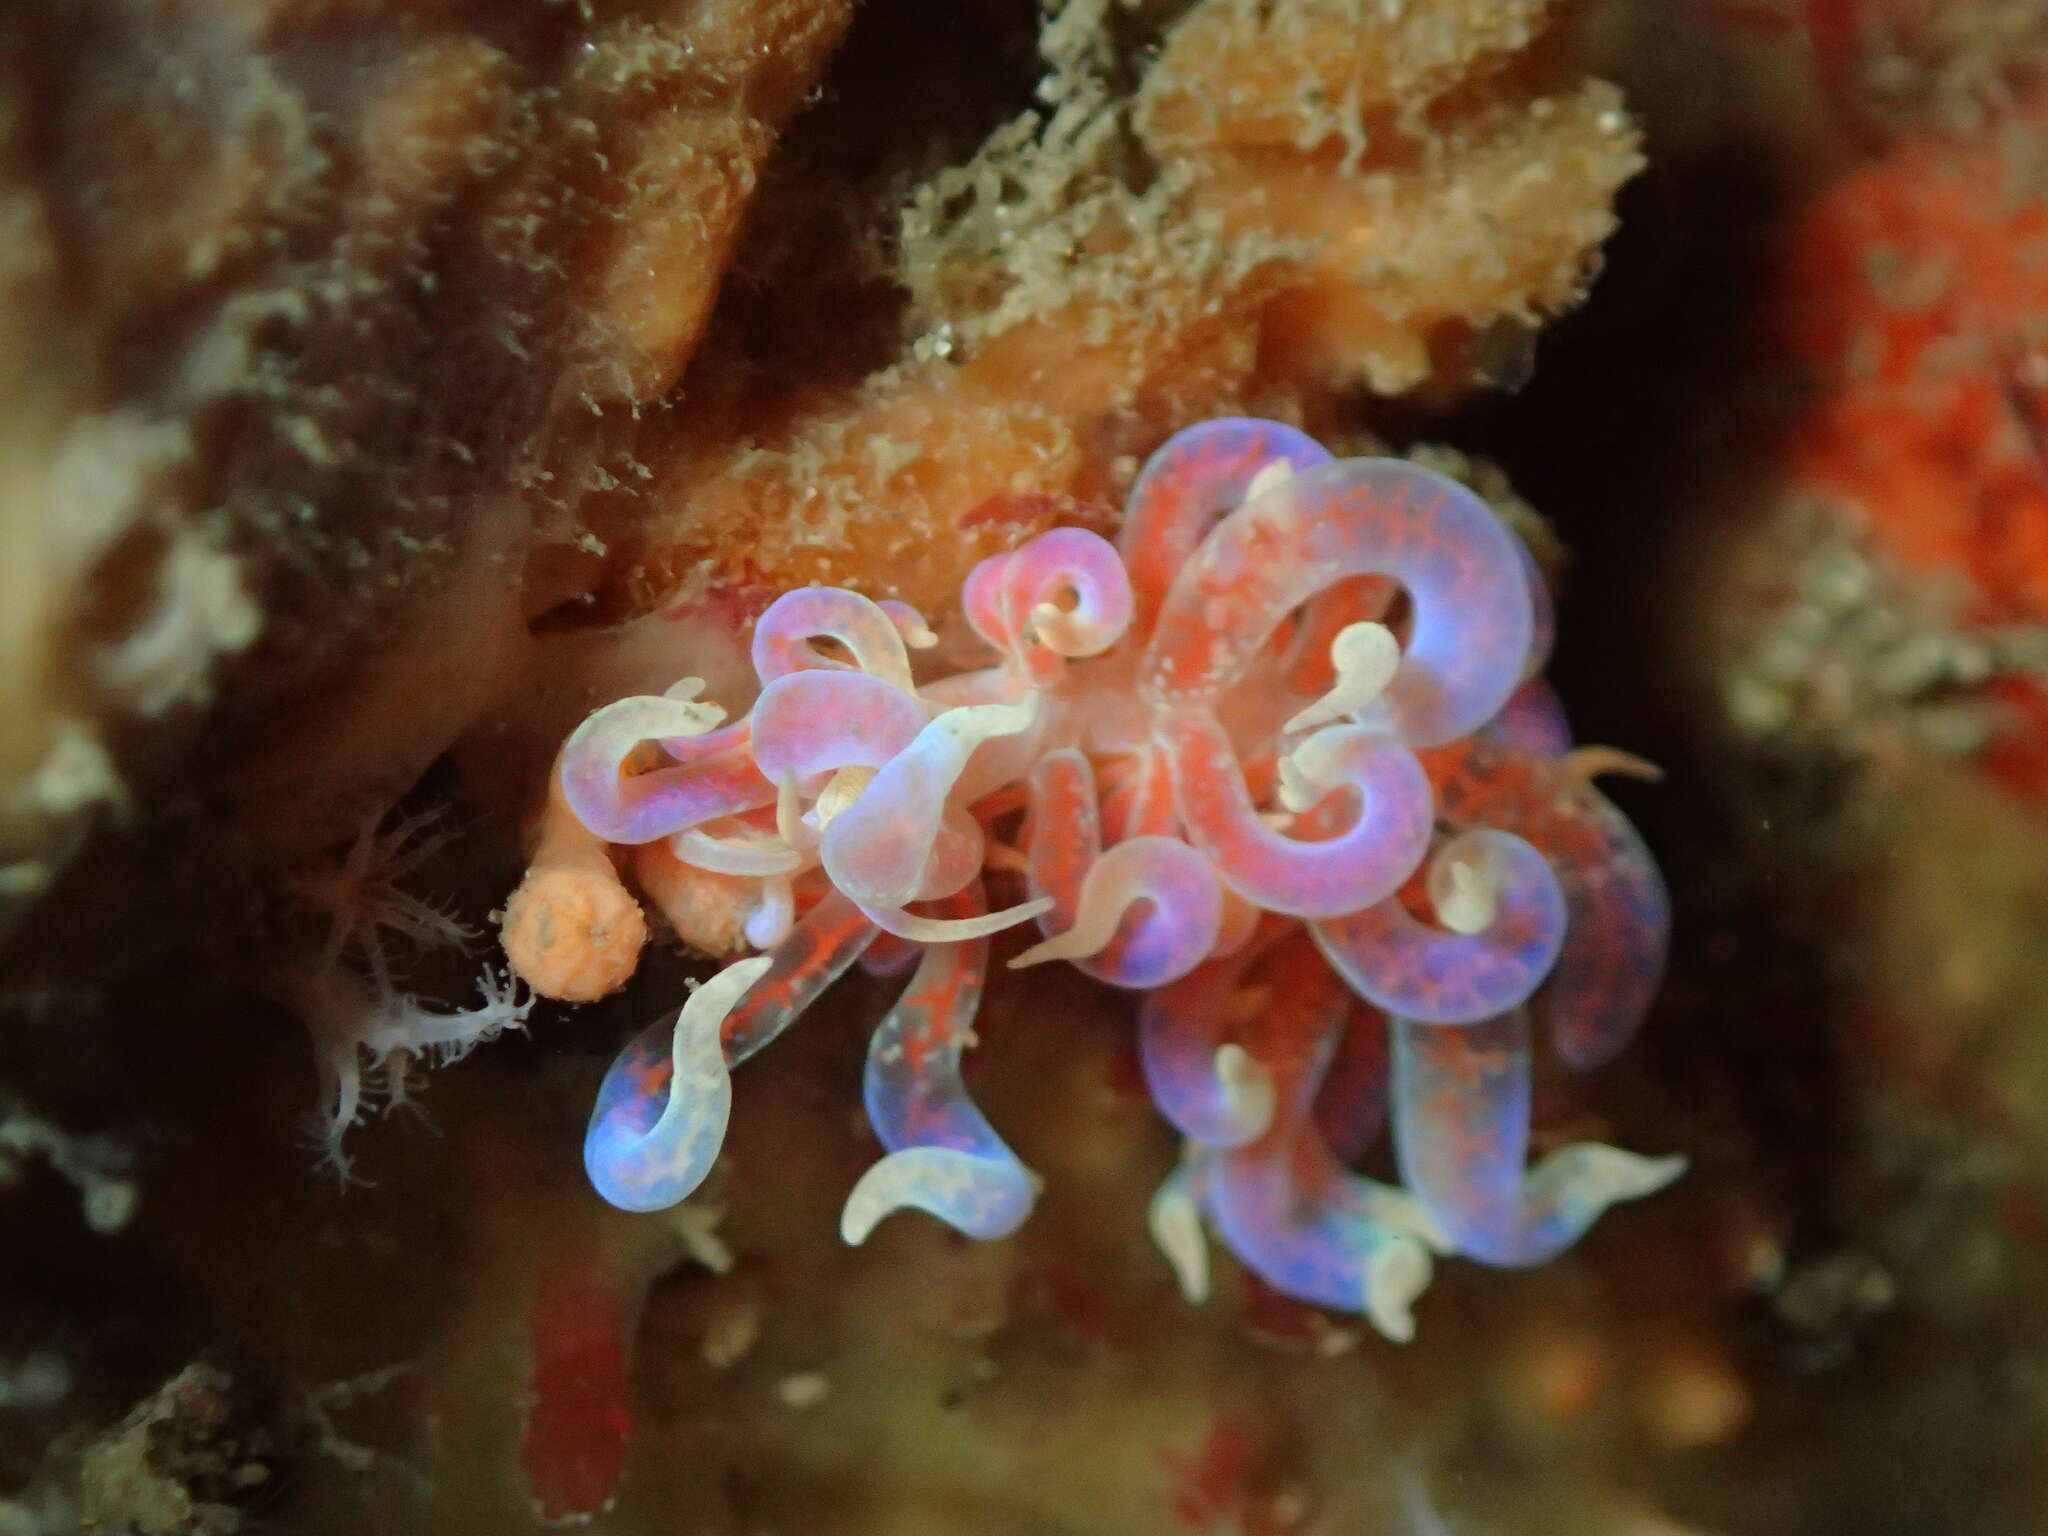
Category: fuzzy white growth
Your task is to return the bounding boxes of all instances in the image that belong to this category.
[280,802,537,1176]
[90,518,262,716]
[291,963,534,1178]
[0,1097,137,1235]
[1284,621,1400,736]
[293,804,475,988]
[377,966,533,1063]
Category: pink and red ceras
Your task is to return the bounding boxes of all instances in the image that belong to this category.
[560,418,1679,1341]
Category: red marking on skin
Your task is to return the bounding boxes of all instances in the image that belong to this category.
[1123,751,1177,839]
[630,1055,672,1100]
[522,1247,633,1524]
[720,897,877,1052]
[1429,1030,1510,1098]
[900,1008,939,1081]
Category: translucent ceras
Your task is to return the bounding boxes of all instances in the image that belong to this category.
[546,418,1681,1342]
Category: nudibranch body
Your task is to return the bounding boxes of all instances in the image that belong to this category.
[545,418,1680,1342]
